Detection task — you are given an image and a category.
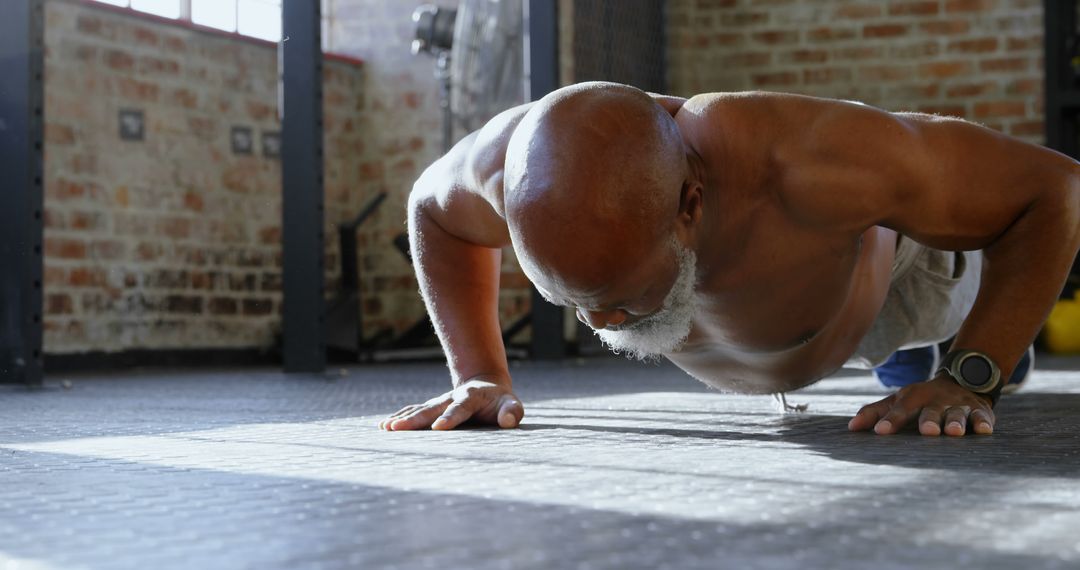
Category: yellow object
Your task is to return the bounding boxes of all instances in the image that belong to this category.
[1043,294,1080,354]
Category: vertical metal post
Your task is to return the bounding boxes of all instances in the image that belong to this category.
[281,0,326,373]
[1044,0,1066,153]
[0,0,45,386]
[525,0,565,359]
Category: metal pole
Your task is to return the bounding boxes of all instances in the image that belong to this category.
[281,0,326,373]
[525,0,565,359]
[0,0,45,386]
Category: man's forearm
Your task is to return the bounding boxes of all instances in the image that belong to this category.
[409,203,511,387]
[949,178,1080,379]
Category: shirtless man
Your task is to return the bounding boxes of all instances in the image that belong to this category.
[379,82,1080,437]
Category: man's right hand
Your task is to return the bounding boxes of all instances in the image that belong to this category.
[378,377,524,431]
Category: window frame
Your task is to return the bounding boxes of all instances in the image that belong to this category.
[80,0,341,54]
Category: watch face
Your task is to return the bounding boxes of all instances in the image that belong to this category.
[959,355,993,387]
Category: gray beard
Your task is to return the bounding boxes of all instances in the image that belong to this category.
[594,243,699,362]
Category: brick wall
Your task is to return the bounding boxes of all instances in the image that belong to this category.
[42,0,381,354]
[43,0,535,356]
[666,0,1045,144]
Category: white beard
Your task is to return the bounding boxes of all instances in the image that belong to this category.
[594,243,699,362]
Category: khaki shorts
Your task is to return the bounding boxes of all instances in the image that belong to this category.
[846,235,982,369]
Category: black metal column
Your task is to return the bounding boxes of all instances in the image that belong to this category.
[0,0,45,386]
[281,0,326,373]
[1044,0,1077,156]
[526,0,565,359]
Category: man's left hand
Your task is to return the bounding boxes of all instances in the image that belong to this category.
[848,374,996,436]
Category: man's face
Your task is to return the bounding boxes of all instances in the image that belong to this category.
[534,238,700,361]
[592,242,699,361]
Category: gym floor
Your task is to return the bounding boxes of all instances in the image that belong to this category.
[1,357,1077,570]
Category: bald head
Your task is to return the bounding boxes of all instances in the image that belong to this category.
[503,82,688,295]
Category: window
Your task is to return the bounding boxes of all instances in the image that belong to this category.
[88,0,284,43]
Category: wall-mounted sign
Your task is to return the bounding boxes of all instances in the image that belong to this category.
[262,131,281,159]
[231,126,254,155]
[118,109,144,141]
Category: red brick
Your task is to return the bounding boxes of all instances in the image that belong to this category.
[90,240,126,261]
[104,49,135,71]
[890,41,941,58]
[888,1,939,16]
[165,295,203,314]
[46,238,87,260]
[242,298,274,316]
[133,27,160,46]
[229,274,257,292]
[69,210,105,231]
[247,101,275,121]
[69,268,104,288]
[44,266,66,287]
[947,38,999,54]
[864,24,909,38]
[945,0,998,12]
[712,32,745,47]
[76,15,103,36]
[259,226,282,245]
[188,116,217,139]
[836,4,882,18]
[807,27,858,42]
[1009,120,1044,136]
[946,82,998,98]
[183,191,205,212]
[973,100,1026,118]
[803,67,853,84]
[114,77,160,102]
[138,56,180,75]
[358,162,384,182]
[169,88,198,109]
[752,30,800,45]
[858,65,915,82]
[720,12,769,26]
[46,294,74,316]
[208,297,238,315]
[135,242,161,262]
[260,273,282,292]
[158,217,191,240]
[222,166,252,193]
[403,92,422,109]
[833,46,885,61]
[1006,78,1041,95]
[45,123,76,145]
[752,72,799,86]
[1006,35,1042,52]
[782,49,828,64]
[919,20,971,35]
[191,271,218,290]
[890,82,941,100]
[919,61,973,78]
[163,36,187,53]
[114,187,130,208]
[721,52,772,68]
[979,57,1030,73]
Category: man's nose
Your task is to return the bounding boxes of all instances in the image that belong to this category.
[578,308,627,330]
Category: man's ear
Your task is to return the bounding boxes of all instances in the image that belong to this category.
[677,180,704,227]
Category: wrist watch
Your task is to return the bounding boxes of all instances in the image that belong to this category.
[937,349,1004,407]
